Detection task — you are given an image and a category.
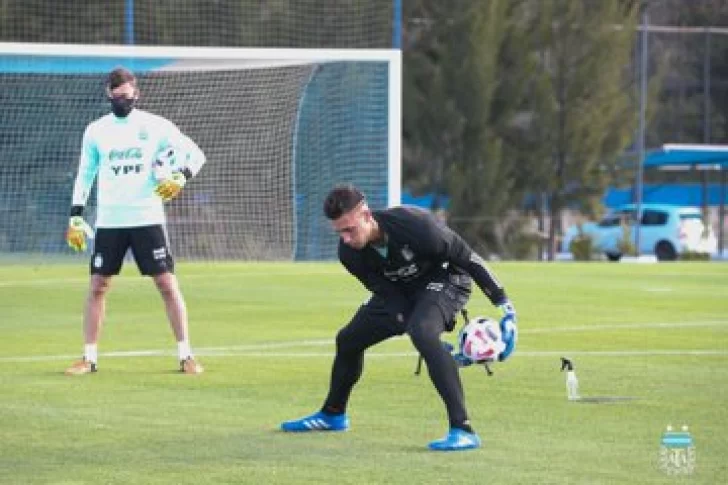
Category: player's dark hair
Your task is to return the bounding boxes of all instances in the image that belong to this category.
[106,67,137,90]
[323,185,365,220]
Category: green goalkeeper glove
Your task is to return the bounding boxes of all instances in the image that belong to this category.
[154,172,186,202]
[65,216,93,252]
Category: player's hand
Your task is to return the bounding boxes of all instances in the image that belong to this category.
[497,300,518,362]
[154,172,186,202]
[65,216,93,252]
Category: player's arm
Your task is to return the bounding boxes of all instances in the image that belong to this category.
[177,133,206,178]
[420,214,517,361]
[417,214,505,303]
[66,127,98,252]
[340,254,411,322]
[154,126,206,202]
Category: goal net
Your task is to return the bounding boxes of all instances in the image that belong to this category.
[0,43,401,261]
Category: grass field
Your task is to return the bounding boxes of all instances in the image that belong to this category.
[1,261,726,484]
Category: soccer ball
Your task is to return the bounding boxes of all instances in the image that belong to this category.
[153,146,180,181]
[458,316,505,363]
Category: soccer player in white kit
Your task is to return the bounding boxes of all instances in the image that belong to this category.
[64,67,206,375]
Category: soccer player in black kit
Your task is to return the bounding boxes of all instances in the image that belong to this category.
[280,185,517,451]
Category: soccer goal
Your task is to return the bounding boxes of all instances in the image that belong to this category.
[0,42,401,261]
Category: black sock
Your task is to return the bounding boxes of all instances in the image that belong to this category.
[451,420,474,434]
[322,405,345,416]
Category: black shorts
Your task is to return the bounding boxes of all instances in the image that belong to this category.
[413,274,472,332]
[91,225,174,276]
[335,276,472,355]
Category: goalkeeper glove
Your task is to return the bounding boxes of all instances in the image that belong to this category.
[442,341,474,367]
[154,172,186,202]
[452,351,474,367]
[65,216,93,252]
[496,300,518,362]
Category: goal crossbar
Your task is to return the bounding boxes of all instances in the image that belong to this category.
[0,42,400,63]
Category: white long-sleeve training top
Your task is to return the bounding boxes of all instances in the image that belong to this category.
[71,108,206,228]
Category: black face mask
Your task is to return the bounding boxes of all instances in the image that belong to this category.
[109,96,135,117]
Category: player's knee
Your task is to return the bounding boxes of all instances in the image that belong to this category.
[408,322,441,355]
[335,327,360,355]
[153,272,178,295]
[89,275,111,297]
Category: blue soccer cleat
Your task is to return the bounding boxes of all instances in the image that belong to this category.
[280,411,350,432]
[428,428,481,451]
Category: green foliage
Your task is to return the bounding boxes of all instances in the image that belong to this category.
[644,0,728,146]
[403,1,647,258]
[503,229,543,260]
[526,0,643,258]
[401,1,467,197]
[497,215,545,260]
[569,230,596,261]
[617,221,637,256]
[404,1,535,254]
[680,250,712,261]
[0,0,394,47]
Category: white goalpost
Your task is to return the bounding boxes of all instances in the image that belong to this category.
[0,42,401,261]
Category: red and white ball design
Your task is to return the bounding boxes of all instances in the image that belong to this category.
[459,317,505,362]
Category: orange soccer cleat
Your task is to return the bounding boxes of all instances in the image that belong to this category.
[180,357,204,375]
[65,358,97,376]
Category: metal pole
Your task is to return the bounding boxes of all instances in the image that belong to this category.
[704,30,711,144]
[720,168,726,257]
[702,30,711,217]
[635,8,648,255]
[392,0,402,49]
[125,0,135,45]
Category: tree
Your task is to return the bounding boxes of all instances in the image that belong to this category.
[402,0,466,202]
[524,0,642,259]
[403,1,536,256]
[647,0,728,146]
[442,0,536,256]
[0,0,394,48]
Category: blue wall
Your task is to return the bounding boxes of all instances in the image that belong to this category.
[401,184,727,212]
[605,184,728,208]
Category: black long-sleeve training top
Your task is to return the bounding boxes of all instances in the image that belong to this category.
[338,206,507,306]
